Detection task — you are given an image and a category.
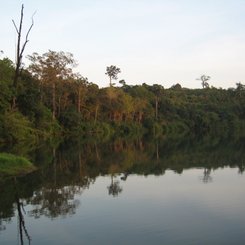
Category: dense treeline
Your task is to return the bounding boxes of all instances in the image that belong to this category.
[0,51,245,145]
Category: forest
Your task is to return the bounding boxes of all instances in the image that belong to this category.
[1,5,244,148]
[1,5,245,245]
[0,50,245,147]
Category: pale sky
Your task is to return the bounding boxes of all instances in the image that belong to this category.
[1,0,245,88]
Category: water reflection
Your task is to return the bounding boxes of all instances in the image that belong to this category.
[107,176,123,197]
[15,185,31,245]
[201,168,213,183]
[0,178,32,244]
[28,186,81,219]
[0,135,245,244]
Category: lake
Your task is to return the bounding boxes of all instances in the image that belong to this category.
[1,135,245,244]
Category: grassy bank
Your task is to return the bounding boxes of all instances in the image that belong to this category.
[0,153,36,176]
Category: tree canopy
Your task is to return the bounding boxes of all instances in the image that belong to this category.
[105,65,121,87]
[0,51,245,145]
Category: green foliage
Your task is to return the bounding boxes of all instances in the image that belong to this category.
[91,122,114,140]
[1,111,37,143]
[17,71,41,119]
[105,65,121,86]
[36,106,61,138]
[115,122,145,138]
[59,106,83,132]
[0,54,245,145]
[0,58,14,112]
[0,153,35,176]
[0,81,12,112]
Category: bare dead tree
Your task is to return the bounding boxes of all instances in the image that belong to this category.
[12,4,35,108]
[196,75,210,89]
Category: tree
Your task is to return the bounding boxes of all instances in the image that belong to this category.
[0,58,14,112]
[119,79,126,87]
[150,84,164,120]
[170,83,182,90]
[85,83,101,123]
[28,51,77,120]
[105,65,121,87]
[12,4,34,109]
[235,82,245,97]
[197,75,210,89]
[236,82,245,90]
[74,74,88,113]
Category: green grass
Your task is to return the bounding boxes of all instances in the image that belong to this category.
[0,153,36,176]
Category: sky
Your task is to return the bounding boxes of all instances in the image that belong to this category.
[1,0,245,88]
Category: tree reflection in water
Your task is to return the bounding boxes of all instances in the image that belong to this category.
[107,176,123,197]
[28,186,82,219]
[15,192,31,245]
[200,168,213,183]
[238,161,245,175]
[0,134,245,241]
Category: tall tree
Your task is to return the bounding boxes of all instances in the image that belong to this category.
[150,84,164,120]
[105,65,121,87]
[12,4,34,109]
[28,51,76,120]
[74,75,88,113]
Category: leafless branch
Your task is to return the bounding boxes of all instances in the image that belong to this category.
[11,4,35,109]
[12,20,19,33]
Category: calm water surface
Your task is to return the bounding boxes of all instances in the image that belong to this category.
[1,137,245,244]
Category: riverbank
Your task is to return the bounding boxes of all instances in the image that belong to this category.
[0,153,36,177]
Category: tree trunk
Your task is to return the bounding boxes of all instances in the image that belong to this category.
[138,111,143,123]
[156,141,159,160]
[11,4,34,110]
[40,81,43,102]
[57,96,61,118]
[52,82,56,120]
[94,104,99,123]
[78,87,81,113]
[53,148,56,186]
[155,98,158,120]
[79,151,82,178]
[109,76,112,87]
[95,143,100,161]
